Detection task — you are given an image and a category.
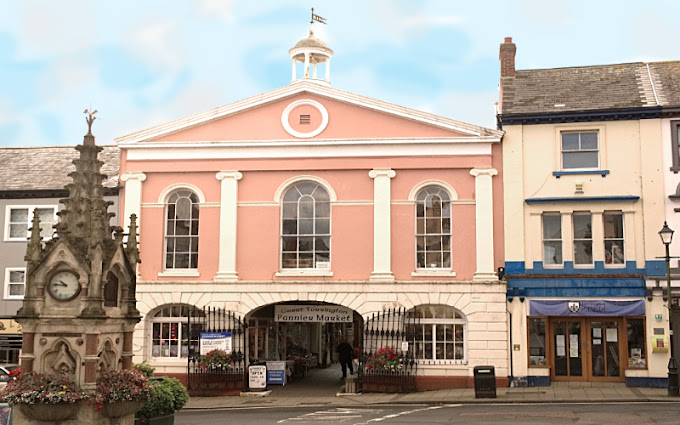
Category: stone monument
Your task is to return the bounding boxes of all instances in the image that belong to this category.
[14,111,141,424]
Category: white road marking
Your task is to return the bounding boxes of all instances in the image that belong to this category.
[278,408,383,423]
[354,406,445,425]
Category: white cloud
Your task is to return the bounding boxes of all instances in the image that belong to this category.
[123,18,187,72]
[197,0,235,22]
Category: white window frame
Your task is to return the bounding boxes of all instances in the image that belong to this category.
[279,181,331,271]
[603,211,625,268]
[4,268,26,300]
[409,305,467,364]
[4,205,57,242]
[542,213,563,267]
[573,212,594,267]
[163,190,200,271]
[149,305,202,362]
[560,131,600,170]
[415,186,452,271]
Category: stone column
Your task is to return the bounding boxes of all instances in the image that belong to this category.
[215,171,242,283]
[470,168,498,280]
[120,172,146,231]
[369,169,396,282]
[304,53,310,78]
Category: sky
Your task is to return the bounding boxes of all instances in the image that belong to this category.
[0,0,679,147]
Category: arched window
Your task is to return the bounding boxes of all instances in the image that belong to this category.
[164,190,200,269]
[415,186,451,269]
[409,305,466,361]
[150,305,204,359]
[103,272,118,307]
[281,181,330,269]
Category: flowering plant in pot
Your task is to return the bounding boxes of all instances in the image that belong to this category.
[95,368,152,417]
[366,346,403,371]
[198,349,233,370]
[0,371,89,421]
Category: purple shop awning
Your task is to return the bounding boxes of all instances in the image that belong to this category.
[529,299,645,316]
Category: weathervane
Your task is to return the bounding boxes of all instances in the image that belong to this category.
[311,8,326,25]
[84,108,98,134]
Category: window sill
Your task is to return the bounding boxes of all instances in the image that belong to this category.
[4,297,23,301]
[275,270,333,277]
[416,359,467,366]
[158,270,200,278]
[552,170,609,178]
[411,270,456,277]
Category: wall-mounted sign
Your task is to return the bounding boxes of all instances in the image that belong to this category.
[0,319,21,335]
[200,332,232,355]
[529,300,644,317]
[249,365,267,390]
[274,305,353,323]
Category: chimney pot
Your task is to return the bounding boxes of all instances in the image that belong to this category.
[504,37,512,43]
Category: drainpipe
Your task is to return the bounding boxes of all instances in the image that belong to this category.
[508,308,514,386]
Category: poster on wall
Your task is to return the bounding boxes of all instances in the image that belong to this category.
[200,332,232,355]
[606,328,618,343]
[569,334,579,358]
[556,335,566,357]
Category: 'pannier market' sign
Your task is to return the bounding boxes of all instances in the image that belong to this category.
[274,305,353,323]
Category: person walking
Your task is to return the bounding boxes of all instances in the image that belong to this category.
[336,339,354,379]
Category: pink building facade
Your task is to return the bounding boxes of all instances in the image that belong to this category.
[117,29,507,390]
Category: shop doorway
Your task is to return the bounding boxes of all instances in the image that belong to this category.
[550,317,624,382]
[246,302,362,390]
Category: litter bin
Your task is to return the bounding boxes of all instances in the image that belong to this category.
[473,365,496,398]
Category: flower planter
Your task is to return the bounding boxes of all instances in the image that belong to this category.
[135,413,175,425]
[19,402,78,421]
[102,400,144,418]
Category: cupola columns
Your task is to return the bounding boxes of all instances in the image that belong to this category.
[289,18,333,85]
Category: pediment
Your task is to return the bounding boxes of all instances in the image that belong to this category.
[116,82,502,145]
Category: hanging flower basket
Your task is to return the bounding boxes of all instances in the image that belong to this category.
[19,401,78,421]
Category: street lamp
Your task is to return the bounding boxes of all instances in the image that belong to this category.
[659,221,678,396]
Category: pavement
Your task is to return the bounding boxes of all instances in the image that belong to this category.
[184,370,677,410]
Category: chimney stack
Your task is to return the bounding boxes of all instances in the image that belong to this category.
[499,37,516,78]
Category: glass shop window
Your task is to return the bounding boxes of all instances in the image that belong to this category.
[626,318,646,369]
[528,317,547,366]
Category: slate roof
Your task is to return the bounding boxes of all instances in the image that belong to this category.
[0,146,119,192]
[500,61,680,115]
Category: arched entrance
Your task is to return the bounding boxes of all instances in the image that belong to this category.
[246,301,363,392]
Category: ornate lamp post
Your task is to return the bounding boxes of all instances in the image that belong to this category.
[659,221,678,396]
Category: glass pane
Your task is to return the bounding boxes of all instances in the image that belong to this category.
[190,254,198,269]
[604,213,623,238]
[299,219,313,235]
[591,321,605,376]
[9,208,28,223]
[298,252,313,268]
[299,197,314,218]
[544,241,563,264]
[426,236,441,250]
[175,220,190,235]
[191,204,200,219]
[282,219,297,235]
[312,187,329,202]
[190,237,199,252]
[315,252,329,262]
[442,218,451,234]
[416,218,425,234]
[283,188,300,202]
[563,152,598,169]
[296,182,316,195]
[627,318,646,369]
[36,208,54,223]
[9,284,24,296]
[175,237,190,252]
[416,236,424,251]
[442,252,451,267]
[417,252,425,268]
[573,214,592,238]
[9,224,27,239]
[574,241,593,265]
[442,236,451,250]
[282,252,297,268]
[9,271,24,283]
[561,133,580,151]
[298,237,313,251]
[175,197,192,219]
[282,202,297,219]
[315,236,329,251]
[528,318,546,366]
[580,132,598,149]
[568,321,582,377]
[425,252,442,268]
[416,202,425,218]
[165,253,173,268]
[605,241,625,264]
[426,219,441,233]
[553,321,567,376]
[316,202,330,218]
[282,236,297,251]
[543,214,561,239]
[175,254,189,269]
[315,219,330,234]
[606,322,620,377]
[166,204,175,219]
[436,324,444,340]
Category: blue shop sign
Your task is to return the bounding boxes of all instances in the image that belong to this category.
[529,299,645,316]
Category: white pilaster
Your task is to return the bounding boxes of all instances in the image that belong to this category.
[214,171,243,283]
[120,172,147,232]
[470,168,498,280]
[369,169,396,282]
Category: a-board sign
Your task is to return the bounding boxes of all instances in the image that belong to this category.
[200,332,232,355]
[249,365,267,389]
[266,361,286,385]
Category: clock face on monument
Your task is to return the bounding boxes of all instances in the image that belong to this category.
[47,271,81,301]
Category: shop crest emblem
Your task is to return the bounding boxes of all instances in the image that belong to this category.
[568,301,580,314]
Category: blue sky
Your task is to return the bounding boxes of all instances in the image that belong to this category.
[0,0,679,147]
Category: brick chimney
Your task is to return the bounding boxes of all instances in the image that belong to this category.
[499,37,516,78]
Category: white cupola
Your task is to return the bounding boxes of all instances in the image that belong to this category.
[289,11,333,85]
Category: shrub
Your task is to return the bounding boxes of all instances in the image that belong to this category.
[137,377,189,420]
[133,361,156,379]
